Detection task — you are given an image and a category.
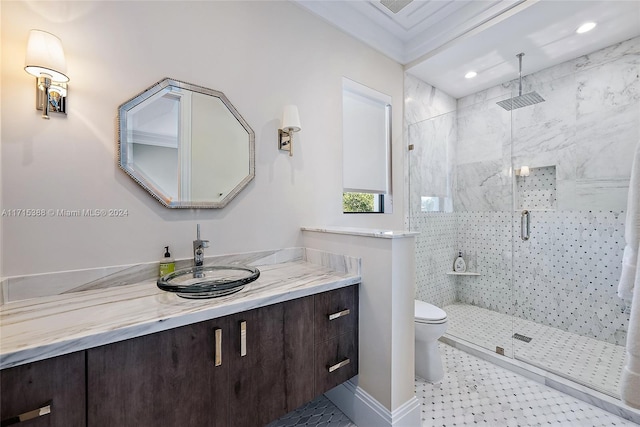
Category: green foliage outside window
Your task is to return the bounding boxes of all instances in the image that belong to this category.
[343,192,374,213]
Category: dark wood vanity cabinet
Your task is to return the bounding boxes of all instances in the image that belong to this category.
[1,285,358,427]
[0,351,86,427]
[87,317,230,427]
[227,297,315,426]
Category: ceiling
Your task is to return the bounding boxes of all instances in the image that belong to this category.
[294,0,640,98]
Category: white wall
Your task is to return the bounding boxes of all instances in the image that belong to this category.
[302,230,417,418]
[0,1,405,277]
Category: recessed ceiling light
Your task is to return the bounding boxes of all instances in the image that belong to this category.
[465,71,477,79]
[576,22,597,34]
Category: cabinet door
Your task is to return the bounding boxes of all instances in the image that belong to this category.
[87,318,228,427]
[0,351,85,427]
[228,296,314,427]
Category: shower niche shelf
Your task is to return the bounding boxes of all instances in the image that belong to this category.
[515,165,557,211]
[447,272,481,276]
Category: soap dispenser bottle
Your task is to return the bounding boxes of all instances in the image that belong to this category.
[159,246,175,277]
[453,251,467,273]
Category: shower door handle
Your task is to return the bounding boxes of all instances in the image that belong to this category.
[521,210,530,241]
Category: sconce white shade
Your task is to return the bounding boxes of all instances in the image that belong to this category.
[24,30,69,83]
[281,105,301,132]
[520,166,530,177]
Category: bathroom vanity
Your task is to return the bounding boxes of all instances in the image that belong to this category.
[0,253,359,427]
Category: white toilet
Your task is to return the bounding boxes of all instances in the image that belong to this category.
[414,300,448,383]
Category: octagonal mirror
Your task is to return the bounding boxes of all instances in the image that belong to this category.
[118,78,255,208]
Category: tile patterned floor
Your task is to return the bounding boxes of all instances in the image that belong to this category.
[267,394,356,427]
[270,342,635,426]
[444,303,626,398]
[416,343,635,426]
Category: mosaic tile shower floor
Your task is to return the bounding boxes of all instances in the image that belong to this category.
[444,303,626,398]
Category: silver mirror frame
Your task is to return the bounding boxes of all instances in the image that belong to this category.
[117,78,255,209]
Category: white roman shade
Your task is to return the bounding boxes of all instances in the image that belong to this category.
[342,78,391,194]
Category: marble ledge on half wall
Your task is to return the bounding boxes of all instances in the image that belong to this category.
[301,226,419,239]
[0,247,360,304]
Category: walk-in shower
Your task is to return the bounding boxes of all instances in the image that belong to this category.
[407,35,639,400]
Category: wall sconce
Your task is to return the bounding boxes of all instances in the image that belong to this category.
[24,30,69,119]
[278,105,301,156]
[516,166,531,177]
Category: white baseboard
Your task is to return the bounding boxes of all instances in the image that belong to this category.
[325,380,421,427]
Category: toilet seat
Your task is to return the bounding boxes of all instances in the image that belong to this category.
[415,300,447,324]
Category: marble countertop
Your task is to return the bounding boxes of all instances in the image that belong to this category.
[0,259,360,370]
[301,226,419,239]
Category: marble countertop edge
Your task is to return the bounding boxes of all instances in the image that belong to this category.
[0,260,360,370]
[301,226,419,239]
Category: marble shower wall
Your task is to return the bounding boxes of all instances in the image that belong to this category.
[407,36,638,345]
[512,211,629,346]
[454,210,630,346]
[455,89,512,212]
[456,36,640,212]
[455,212,514,316]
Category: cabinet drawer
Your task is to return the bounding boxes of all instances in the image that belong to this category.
[314,330,358,395]
[0,351,86,427]
[315,285,358,343]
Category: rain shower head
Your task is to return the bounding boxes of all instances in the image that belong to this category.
[497,53,545,111]
[497,92,545,110]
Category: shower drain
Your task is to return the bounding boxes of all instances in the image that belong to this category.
[513,333,533,343]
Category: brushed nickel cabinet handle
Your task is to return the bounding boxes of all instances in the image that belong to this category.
[328,358,350,373]
[214,328,222,367]
[1,401,51,426]
[240,321,247,357]
[328,309,350,321]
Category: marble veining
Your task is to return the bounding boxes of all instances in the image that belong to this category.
[0,249,361,370]
[404,74,457,126]
[408,112,456,205]
[456,97,509,166]
[1,248,335,303]
[405,75,459,219]
[456,36,639,212]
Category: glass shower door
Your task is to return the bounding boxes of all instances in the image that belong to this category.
[450,91,516,358]
[508,50,636,398]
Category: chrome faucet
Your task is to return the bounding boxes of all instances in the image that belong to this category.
[193,224,210,267]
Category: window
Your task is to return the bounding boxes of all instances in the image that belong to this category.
[343,192,385,213]
[342,78,392,213]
